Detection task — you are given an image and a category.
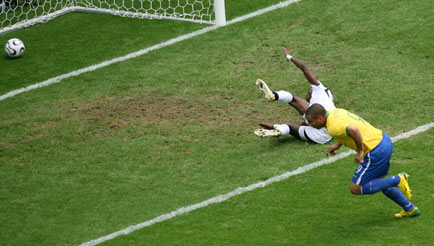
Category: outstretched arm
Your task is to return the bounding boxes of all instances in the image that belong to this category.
[283,47,319,86]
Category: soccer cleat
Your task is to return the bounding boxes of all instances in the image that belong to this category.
[394,207,421,218]
[256,79,275,101]
[254,129,282,138]
[397,172,412,200]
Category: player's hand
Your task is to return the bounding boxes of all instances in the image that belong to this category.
[355,151,364,164]
[326,147,337,156]
[283,47,293,61]
[326,143,342,156]
[283,47,289,57]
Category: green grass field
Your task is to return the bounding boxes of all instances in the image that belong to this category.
[1,0,433,245]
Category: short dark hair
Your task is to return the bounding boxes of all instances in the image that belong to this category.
[305,103,326,119]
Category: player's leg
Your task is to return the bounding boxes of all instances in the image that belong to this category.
[272,90,309,115]
[351,133,419,217]
[258,123,274,129]
[384,187,420,218]
[256,124,331,144]
[256,79,277,101]
[256,79,294,103]
[256,79,310,115]
[254,122,301,138]
[288,95,309,115]
[351,175,399,195]
[352,168,419,217]
[285,122,303,139]
[254,122,285,137]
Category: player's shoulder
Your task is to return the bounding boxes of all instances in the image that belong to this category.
[329,108,347,117]
[311,80,326,89]
[327,109,351,127]
[327,109,351,135]
[313,80,333,89]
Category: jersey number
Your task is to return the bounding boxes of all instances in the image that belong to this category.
[347,112,366,124]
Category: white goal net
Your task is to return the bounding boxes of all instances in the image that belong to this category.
[0,0,225,34]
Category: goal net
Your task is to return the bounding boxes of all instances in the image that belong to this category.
[0,0,225,34]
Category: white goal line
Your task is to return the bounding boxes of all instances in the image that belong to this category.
[0,0,301,102]
[80,122,434,246]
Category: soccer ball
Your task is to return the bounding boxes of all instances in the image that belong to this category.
[5,38,25,58]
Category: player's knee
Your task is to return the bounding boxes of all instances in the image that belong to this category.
[350,183,362,195]
[350,189,361,195]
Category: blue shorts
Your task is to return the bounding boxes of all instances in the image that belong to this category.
[352,132,393,186]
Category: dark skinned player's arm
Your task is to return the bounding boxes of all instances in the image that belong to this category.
[283,47,320,86]
[347,125,365,163]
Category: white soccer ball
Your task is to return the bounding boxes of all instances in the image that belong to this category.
[5,38,25,58]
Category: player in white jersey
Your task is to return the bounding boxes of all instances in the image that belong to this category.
[254,48,336,144]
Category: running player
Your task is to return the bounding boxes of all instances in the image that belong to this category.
[305,104,420,218]
[255,48,335,144]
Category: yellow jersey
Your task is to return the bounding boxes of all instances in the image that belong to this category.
[326,108,383,156]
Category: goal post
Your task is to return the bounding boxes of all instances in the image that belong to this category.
[0,0,226,34]
[214,0,225,26]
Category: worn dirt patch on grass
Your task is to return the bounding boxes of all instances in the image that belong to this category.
[64,93,295,132]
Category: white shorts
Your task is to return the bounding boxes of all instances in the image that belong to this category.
[298,126,332,144]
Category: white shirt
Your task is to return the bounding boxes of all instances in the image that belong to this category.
[309,80,335,111]
[303,81,336,124]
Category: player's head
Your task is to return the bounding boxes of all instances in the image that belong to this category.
[305,103,327,129]
[306,88,313,102]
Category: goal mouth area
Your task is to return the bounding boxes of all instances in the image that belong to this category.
[0,0,220,35]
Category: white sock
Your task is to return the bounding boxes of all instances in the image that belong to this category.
[273,124,290,136]
[275,90,293,103]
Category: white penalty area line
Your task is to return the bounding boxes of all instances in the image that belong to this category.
[80,122,434,246]
[0,0,301,102]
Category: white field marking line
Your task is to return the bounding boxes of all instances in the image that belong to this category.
[80,122,434,246]
[0,24,215,101]
[0,0,301,102]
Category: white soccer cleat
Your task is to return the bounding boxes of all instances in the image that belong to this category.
[254,129,282,138]
[256,79,275,101]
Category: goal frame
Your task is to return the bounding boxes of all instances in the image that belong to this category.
[0,0,226,35]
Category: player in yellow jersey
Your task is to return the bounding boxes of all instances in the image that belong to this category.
[305,104,420,218]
